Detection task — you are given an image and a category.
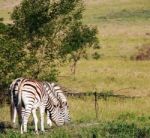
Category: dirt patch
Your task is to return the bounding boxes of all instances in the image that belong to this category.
[0,0,20,10]
[131,44,150,61]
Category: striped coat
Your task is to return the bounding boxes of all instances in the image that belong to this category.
[10,78,64,134]
[43,82,70,127]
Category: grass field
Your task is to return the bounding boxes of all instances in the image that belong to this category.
[0,0,150,137]
[0,0,150,96]
[58,0,150,97]
[1,97,150,137]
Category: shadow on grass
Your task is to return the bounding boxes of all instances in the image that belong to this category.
[0,121,12,133]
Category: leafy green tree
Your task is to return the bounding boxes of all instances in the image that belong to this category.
[61,22,99,77]
[0,22,24,89]
[7,0,98,81]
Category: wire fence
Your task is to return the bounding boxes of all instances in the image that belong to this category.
[65,91,141,120]
[0,89,142,121]
[0,89,141,103]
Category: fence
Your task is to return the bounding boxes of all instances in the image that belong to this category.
[65,92,141,120]
[0,89,142,121]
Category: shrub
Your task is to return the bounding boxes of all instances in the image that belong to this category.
[92,52,101,60]
[131,44,150,60]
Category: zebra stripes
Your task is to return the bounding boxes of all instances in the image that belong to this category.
[10,77,23,125]
[43,82,70,127]
[10,78,66,134]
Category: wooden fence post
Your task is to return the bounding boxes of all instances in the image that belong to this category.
[94,92,99,119]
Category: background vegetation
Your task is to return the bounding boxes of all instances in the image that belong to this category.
[0,0,98,88]
[0,0,150,137]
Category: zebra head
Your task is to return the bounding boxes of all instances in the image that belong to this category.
[46,92,64,126]
[60,101,71,124]
[43,82,70,125]
[50,82,71,124]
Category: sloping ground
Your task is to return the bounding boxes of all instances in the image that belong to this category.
[0,0,150,96]
[59,0,150,96]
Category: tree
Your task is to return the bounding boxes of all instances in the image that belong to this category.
[7,0,98,81]
[61,22,99,77]
[0,21,24,89]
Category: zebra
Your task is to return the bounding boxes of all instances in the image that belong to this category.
[10,79,70,128]
[43,82,70,127]
[10,78,64,134]
[10,78,71,128]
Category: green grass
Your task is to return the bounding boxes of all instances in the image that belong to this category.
[1,97,150,137]
[1,122,150,138]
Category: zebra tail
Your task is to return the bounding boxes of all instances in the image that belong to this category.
[17,79,24,125]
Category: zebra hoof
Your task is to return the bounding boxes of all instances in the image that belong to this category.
[47,122,52,127]
[48,124,52,128]
[12,123,17,129]
[35,131,39,135]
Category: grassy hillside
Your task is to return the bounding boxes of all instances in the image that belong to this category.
[0,0,150,137]
[0,0,150,96]
[59,0,150,96]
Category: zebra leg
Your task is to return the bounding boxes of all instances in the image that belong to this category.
[21,108,25,119]
[21,108,25,130]
[32,109,39,134]
[47,111,52,127]
[39,106,45,132]
[16,106,23,134]
[23,107,32,133]
[12,106,17,124]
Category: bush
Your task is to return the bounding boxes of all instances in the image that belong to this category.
[92,52,101,60]
[131,44,150,60]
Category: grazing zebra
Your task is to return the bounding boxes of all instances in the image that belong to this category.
[10,78,71,127]
[10,78,64,134]
[43,82,70,127]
